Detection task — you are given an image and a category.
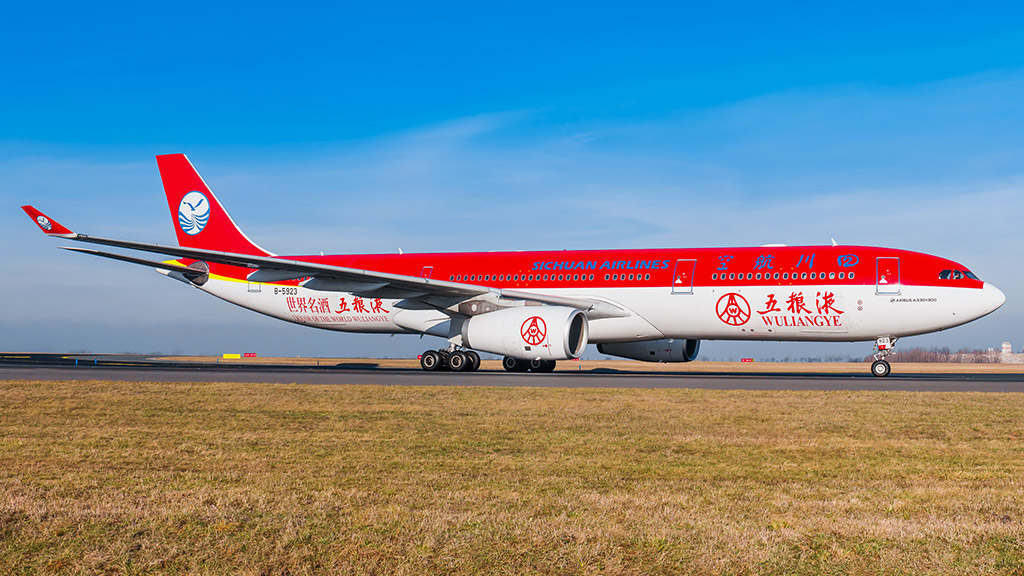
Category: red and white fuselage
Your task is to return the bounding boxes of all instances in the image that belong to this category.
[193,245,1004,343]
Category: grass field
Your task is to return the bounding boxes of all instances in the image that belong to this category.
[2,379,1023,575]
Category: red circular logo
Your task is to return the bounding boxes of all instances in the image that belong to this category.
[716,293,750,326]
[521,316,547,345]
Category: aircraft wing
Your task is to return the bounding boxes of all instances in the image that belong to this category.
[22,206,629,319]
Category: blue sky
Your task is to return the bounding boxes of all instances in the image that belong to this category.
[3,2,1023,359]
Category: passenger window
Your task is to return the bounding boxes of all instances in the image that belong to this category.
[756,273,762,280]
[712,273,718,280]
[801,272,807,280]
[829,272,835,280]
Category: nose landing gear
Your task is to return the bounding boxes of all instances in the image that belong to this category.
[870,336,896,377]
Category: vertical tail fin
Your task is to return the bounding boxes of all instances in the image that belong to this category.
[156,154,272,256]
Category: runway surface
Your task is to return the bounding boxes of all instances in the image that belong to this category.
[3,353,1024,392]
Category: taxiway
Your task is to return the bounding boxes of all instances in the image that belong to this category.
[2,353,1023,392]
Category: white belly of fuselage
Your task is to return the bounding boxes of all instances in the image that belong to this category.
[196,279,984,343]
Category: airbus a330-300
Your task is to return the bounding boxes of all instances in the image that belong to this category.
[23,154,1006,377]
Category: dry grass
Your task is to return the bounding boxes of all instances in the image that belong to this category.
[2,380,1023,575]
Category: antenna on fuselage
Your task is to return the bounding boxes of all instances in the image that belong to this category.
[831,238,839,247]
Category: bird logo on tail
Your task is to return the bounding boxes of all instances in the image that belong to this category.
[178,191,210,236]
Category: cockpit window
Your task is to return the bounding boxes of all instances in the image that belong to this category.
[939,269,980,281]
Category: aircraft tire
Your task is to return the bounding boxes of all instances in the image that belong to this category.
[503,356,529,372]
[449,351,469,372]
[536,360,556,373]
[466,351,481,371]
[420,350,442,371]
[871,360,891,377]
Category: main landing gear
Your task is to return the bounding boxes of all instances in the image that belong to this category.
[419,348,481,372]
[418,349,558,373]
[501,356,556,373]
[870,336,896,377]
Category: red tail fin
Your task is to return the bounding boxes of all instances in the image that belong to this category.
[156,154,272,256]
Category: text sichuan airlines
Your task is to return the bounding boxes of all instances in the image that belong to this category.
[531,259,672,271]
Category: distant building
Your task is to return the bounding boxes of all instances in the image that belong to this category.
[1000,342,1024,364]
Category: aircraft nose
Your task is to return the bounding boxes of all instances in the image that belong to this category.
[982,283,1006,315]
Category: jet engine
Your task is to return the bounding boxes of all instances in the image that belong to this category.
[462,306,588,360]
[597,339,700,362]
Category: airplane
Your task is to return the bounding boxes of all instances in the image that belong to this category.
[22,154,1005,377]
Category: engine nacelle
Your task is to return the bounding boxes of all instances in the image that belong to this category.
[597,339,700,363]
[462,306,589,360]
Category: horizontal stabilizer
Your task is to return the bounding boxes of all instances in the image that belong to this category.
[59,247,208,281]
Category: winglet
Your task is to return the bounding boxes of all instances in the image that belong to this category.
[21,206,75,237]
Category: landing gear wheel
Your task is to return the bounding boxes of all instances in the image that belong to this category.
[871,360,891,378]
[448,351,469,372]
[466,351,481,372]
[528,358,544,372]
[503,356,529,372]
[534,360,556,373]
[420,350,442,371]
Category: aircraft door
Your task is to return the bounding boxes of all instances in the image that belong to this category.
[876,257,900,294]
[420,266,433,279]
[671,259,696,294]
